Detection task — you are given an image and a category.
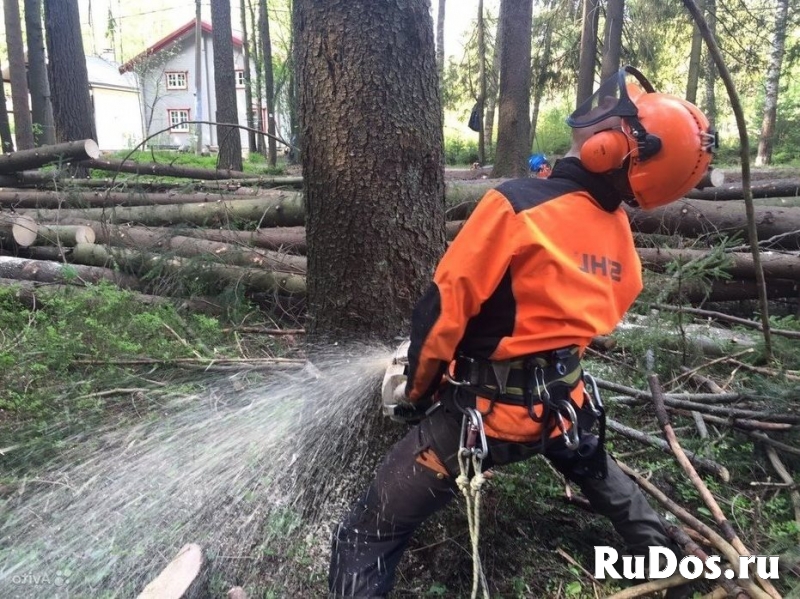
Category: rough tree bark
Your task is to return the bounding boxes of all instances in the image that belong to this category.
[685,0,704,103]
[210,0,243,171]
[24,0,56,146]
[484,11,502,157]
[247,0,266,155]
[44,0,96,147]
[436,0,446,126]
[477,0,486,165]
[4,0,36,150]
[492,0,533,178]
[755,0,790,166]
[703,0,717,129]
[294,0,445,339]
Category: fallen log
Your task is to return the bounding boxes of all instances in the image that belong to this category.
[0,214,38,247]
[650,302,800,340]
[0,255,140,289]
[78,225,306,273]
[628,199,800,249]
[638,247,800,281]
[54,218,308,254]
[0,277,225,315]
[33,224,95,246]
[20,193,305,228]
[69,243,306,295]
[686,178,800,201]
[136,543,203,599]
[82,158,253,180]
[0,139,100,174]
[0,188,261,209]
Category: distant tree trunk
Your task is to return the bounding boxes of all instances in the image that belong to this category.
[240,0,257,154]
[247,0,266,155]
[44,0,96,148]
[24,0,56,146]
[599,0,624,81]
[477,0,486,165]
[703,0,717,129]
[685,0,704,103]
[259,0,277,167]
[5,0,35,150]
[294,0,445,339]
[530,9,554,151]
[576,0,599,107]
[756,0,789,167]
[436,0,445,126]
[492,0,533,178]
[210,0,243,171]
[484,14,503,157]
[0,83,14,153]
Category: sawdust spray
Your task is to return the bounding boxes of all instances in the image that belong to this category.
[0,342,396,597]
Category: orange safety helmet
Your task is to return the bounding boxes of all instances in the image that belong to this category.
[568,66,717,210]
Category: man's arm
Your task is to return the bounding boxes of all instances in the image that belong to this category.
[405,189,520,403]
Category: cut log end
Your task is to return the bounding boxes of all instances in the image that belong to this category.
[84,139,101,160]
[136,543,203,599]
[3,215,39,247]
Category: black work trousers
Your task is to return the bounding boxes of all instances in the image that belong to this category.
[328,400,677,598]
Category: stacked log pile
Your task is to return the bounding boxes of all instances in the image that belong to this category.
[0,140,798,310]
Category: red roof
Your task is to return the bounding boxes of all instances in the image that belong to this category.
[119,19,243,73]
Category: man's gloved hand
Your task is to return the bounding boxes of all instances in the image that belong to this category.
[390,381,429,424]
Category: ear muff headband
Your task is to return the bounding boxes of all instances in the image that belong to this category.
[580,130,631,173]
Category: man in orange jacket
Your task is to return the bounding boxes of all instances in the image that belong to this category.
[329,66,716,598]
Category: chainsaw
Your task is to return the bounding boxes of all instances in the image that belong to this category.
[380,339,428,423]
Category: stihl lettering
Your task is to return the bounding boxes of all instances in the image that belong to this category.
[579,254,622,282]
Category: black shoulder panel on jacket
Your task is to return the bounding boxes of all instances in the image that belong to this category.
[457,267,516,359]
[495,177,585,214]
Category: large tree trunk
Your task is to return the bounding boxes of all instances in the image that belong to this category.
[755,0,789,167]
[491,0,533,178]
[24,0,56,146]
[576,0,599,107]
[210,0,243,171]
[44,0,96,146]
[0,139,99,174]
[259,0,277,167]
[294,0,445,339]
[247,0,266,156]
[4,0,35,150]
[599,0,624,81]
[686,179,800,201]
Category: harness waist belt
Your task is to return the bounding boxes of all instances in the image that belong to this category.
[453,347,582,405]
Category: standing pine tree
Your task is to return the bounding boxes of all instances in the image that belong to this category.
[210,0,243,171]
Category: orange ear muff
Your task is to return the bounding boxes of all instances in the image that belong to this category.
[580,130,631,173]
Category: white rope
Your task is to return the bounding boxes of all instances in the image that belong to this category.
[457,450,490,599]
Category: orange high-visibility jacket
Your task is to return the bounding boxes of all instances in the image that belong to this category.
[406,158,643,442]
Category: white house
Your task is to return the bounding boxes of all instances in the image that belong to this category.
[120,19,256,154]
[1,54,142,152]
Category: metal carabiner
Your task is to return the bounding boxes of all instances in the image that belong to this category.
[582,372,604,416]
[555,399,580,451]
[533,367,551,403]
[459,407,489,460]
[445,357,474,387]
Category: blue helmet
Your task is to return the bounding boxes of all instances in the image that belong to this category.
[528,153,549,172]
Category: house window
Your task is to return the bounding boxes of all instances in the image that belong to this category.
[168,109,190,132]
[165,71,188,90]
[235,70,246,88]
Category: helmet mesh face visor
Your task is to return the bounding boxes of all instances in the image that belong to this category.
[566,67,653,129]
